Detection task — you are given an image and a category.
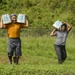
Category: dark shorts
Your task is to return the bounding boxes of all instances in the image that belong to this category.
[7,37,22,56]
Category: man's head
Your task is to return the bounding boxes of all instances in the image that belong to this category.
[11,14,17,23]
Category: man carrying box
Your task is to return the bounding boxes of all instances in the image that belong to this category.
[0,14,29,64]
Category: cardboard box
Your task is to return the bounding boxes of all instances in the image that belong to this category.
[17,14,26,23]
[53,20,62,29]
[2,14,11,24]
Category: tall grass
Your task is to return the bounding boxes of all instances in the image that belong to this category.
[0,31,75,75]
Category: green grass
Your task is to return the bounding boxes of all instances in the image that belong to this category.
[0,34,75,75]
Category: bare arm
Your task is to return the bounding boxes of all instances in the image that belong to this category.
[24,19,29,28]
[50,28,57,36]
[66,23,72,32]
[63,22,72,32]
[0,18,5,29]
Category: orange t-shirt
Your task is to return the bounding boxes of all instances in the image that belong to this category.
[4,23,25,38]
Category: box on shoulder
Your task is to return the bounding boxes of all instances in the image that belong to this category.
[2,14,26,24]
[53,20,63,29]
[2,14,11,24]
[17,14,26,23]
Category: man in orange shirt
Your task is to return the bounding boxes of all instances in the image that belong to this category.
[0,14,28,64]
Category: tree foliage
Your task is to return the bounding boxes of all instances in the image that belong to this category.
[0,0,75,27]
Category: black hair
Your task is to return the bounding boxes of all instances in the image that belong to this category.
[61,23,67,30]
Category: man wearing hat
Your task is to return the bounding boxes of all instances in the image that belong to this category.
[0,14,28,64]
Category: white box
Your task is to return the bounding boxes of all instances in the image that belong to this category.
[53,20,63,29]
[2,14,11,24]
[17,14,26,23]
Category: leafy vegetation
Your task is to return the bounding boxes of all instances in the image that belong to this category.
[0,30,75,75]
[0,0,75,27]
[0,0,75,75]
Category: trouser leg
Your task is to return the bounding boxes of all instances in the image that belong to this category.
[54,44,63,64]
[61,46,67,62]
